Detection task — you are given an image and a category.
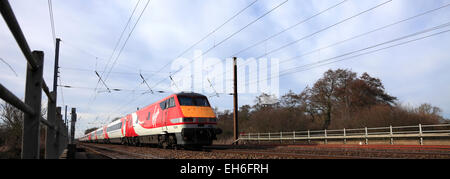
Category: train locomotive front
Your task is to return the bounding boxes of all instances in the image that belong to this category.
[82,92,222,148]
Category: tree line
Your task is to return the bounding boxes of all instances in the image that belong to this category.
[216,69,448,140]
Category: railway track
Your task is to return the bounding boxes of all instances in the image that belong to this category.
[77,143,450,159]
[79,143,165,159]
[205,148,385,159]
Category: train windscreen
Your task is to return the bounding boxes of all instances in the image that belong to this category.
[178,96,210,106]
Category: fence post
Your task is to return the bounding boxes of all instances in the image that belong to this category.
[419,124,423,145]
[21,51,44,159]
[55,106,62,156]
[307,130,310,144]
[293,131,295,144]
[257,132,260,144]
[45,91,57,159]
[67,108,77,159]
[390,125,393,145]
[343,128,346,144]
[280,131,282,144]
[365,127,368,145]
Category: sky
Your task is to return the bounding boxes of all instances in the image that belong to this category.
[1,0,450,138]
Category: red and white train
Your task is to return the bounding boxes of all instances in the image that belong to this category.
[79,92,222,148]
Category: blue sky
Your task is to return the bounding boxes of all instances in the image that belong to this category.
[1,0,450,138]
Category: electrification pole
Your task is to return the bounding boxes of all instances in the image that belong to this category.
[233,57,239,144]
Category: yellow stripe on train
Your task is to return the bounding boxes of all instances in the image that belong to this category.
[180,106,216,118]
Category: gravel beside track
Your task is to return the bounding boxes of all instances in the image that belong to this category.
[78,143,450,159]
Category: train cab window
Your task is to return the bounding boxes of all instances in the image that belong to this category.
[194,97,210,106]
[178,96,194,106]
[168,97,175,108]
[159,100,167,110]
[178,96,210,106]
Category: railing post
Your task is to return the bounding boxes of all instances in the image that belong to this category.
[68,108,77,159]
[55,106,62,156]
[324,129,327,144]
[307,130,310,144]
[365,127,368,145]
[419,124,423,145]
[280,131,282,144]
[268,132,271,141]
[293,131,295,144]
[390,125,393,145]
[257,132,260,144]
[343,128,346,144]
[22,51,44,159]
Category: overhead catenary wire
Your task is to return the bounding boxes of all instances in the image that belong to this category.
[102,0,151,83]
[255,0,392,60]
[233,2,450,86]
[47,0,66,107]
[137,0,261,94]
[60,66,170,76]
[191,0,392,88]
[0,57,18,76]
[146,0,289,95]
[279,2,450,65]
[231,0,349,57]
[87,0,150,108]
[47,0,56,47]
[104,0,289,118]
[58,84,165,93]
[89,0,152,114]
[60,40,170,74]
[175,0,259,60]
[243,21,450,87]
[92,0,143,93]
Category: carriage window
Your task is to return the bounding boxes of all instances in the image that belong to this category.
[107,122,122,132]
[147,112,151,120]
